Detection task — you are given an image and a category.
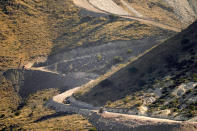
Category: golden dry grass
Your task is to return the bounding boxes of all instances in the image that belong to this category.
[0,0,165,71]
[0,88,94,130]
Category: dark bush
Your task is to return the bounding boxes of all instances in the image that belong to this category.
[181,38,190,45]
[182,42,195,51]
[14,110,21,116]
[165,55,178,66]
[109,14,119,21]
[100,79,113,87]
[0,114,5,118]
[138,80,146,87]
[79,16,92,24]
[114,56,123,63]
[147,66,156,74]
[128,67,138,74]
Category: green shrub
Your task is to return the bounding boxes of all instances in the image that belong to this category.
[127,49,132,54]
[131,96,136,100]
[192,73,197,82]
[96,54,102,61]
[123,96,130,104]
[134,103,142,107]
[114,56,123,63]
[108,14,119,21]
[89,127,97,131]
[74,91,83,98]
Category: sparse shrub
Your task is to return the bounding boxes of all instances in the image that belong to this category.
[128,67,138,74]
[185,89,192,94]
[106,101,112,106]
[169,99,179,107]
[14,110,21,116]
[79,16,92,23]
[89,127,97,131]
[160,105,167,110]
[108,14,119,21]
[127,49,132,54]
[74,91,83,98]
[0,114,5,118]
[131,96,136,100]
[172,108,179,112]
[162,87,168,94]
[192,73,197,82]
[123,96,130,104]
[134,103,142,107]
[17,102,26,110]
[114,56,123,63]
[100,79,113,87]
[96,54,102,61]
[157,99,165,104]
[77,41,83,46]
[43,97,48,101]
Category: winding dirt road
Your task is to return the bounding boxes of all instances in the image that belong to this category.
[73,0,181,32]
[45,79,197,131]
[25,0,197,130]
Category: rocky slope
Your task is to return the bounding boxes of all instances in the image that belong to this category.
[75,20,197,121]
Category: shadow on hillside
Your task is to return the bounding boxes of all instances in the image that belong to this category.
[34,112,73,123]
[3,69,89,98]
[77,21,197,106]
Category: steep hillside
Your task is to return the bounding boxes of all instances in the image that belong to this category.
[0,0,166,71]
[0,0,175,130]
[1,0,197,130]
[75,21,197,121]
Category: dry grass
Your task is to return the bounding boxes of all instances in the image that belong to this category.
[0,0,166,71]
[0,88,94,130]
